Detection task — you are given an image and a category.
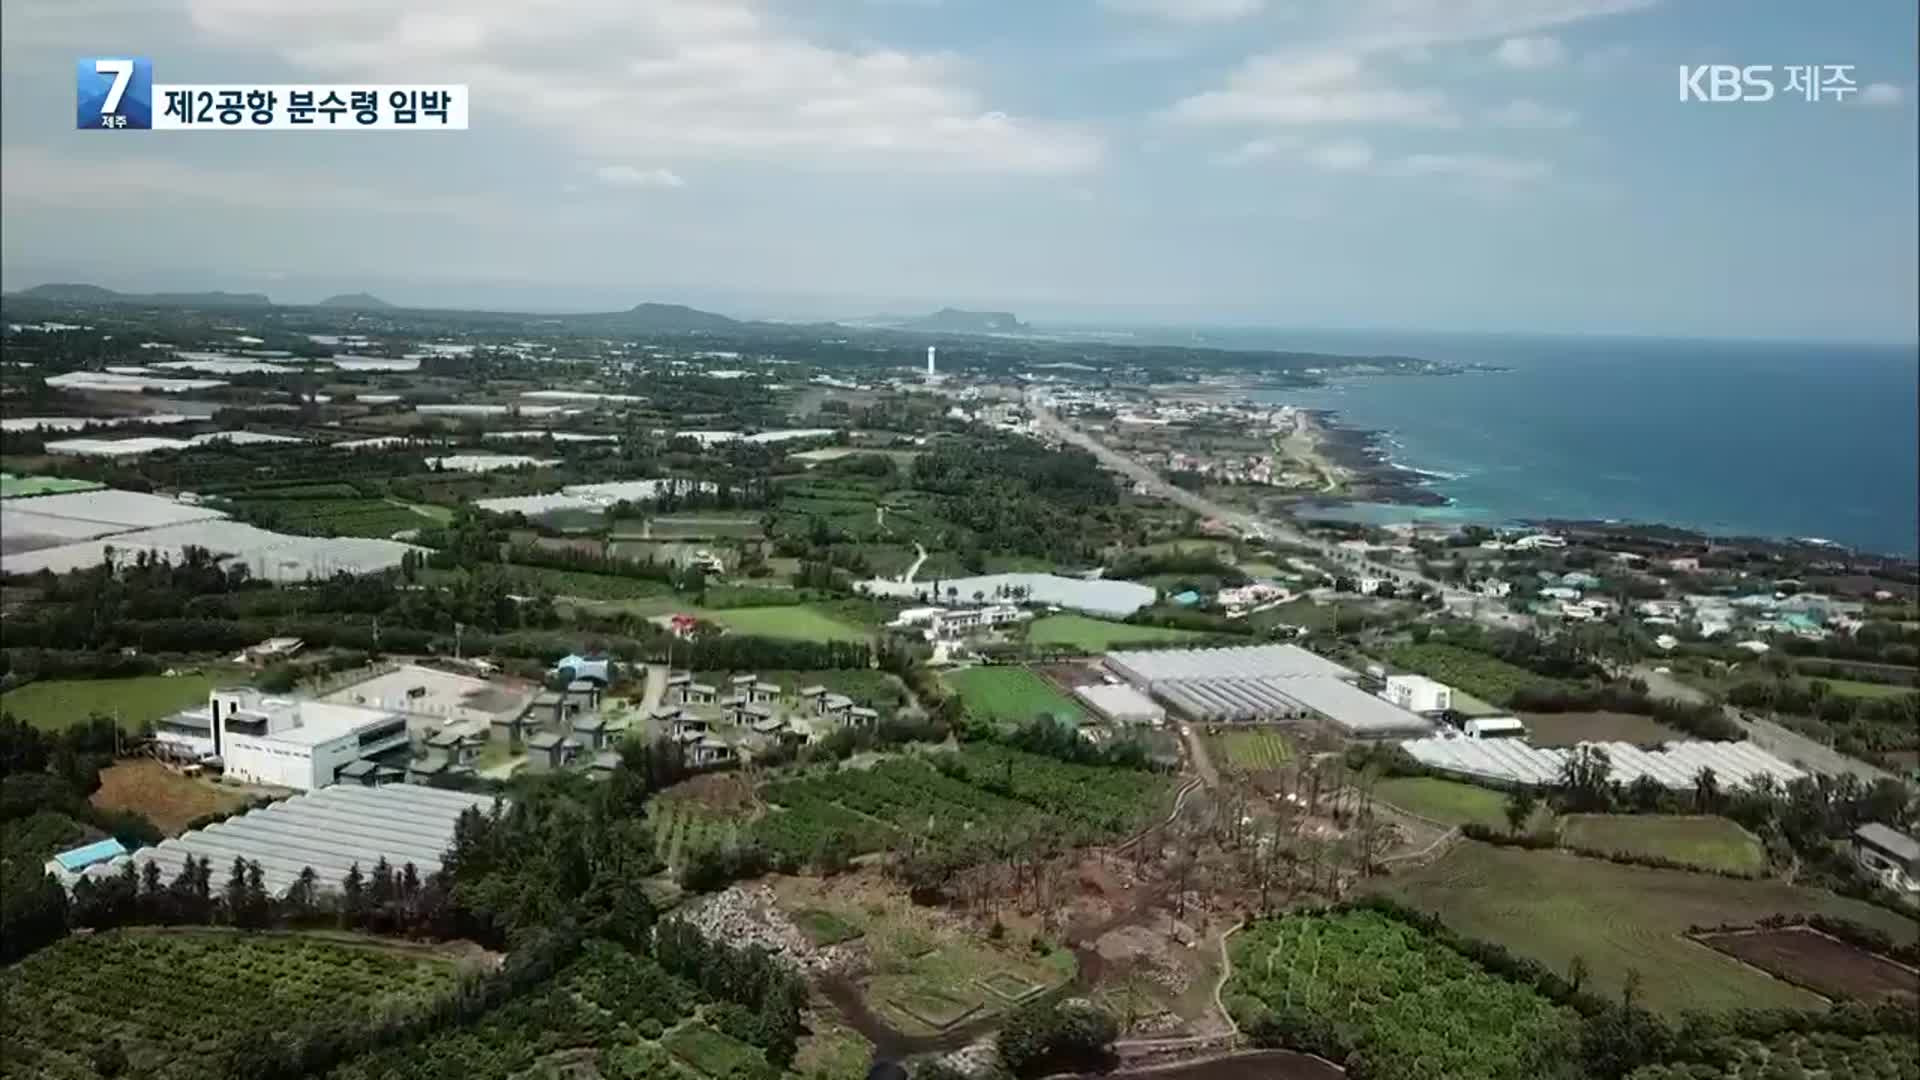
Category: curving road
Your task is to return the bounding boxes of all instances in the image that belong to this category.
[1027,396,1523,629]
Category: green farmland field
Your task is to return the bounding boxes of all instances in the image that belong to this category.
[943,667,1084,723]
[235,497,430,538]
[708,605,868,642]
[1374,777,1514,830]
[1025,614,1211,652]
[1205,728,1292,772]
[1558,814,1766,876]
[0,929,467,1080]
[1,674,219,732]
[1380,841,1920,1015]
[1388,643,1572,706]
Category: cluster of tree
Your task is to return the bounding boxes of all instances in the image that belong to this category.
[1441,624,1608,682]
[997,716,1162,771]
[995,1000,1120,1078]
[439,740,687,950]
[910,437,1137,564]
[652,919,808,1067]
[1777,621,1920,667]
[1107,549,1251,588]
[1507,681,1743,741]
[1725,678,1918,757]
[65,852,453,938]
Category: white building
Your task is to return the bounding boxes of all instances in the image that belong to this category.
[886,604,1028,640]
[1853,824,1920,894]
[164,688,412,790]
[1383,674,1452,715]
[1463,716,1527,740]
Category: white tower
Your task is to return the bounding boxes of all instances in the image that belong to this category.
[926,345,937,376]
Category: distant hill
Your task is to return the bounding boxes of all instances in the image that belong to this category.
[315,292,395,310]
[11,283,273,308]
[900,307,1028,334]
[568,301,742,334]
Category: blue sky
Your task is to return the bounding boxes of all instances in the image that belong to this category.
[1,0,1914,340]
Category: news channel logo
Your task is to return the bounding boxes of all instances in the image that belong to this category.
[1678,64,1858,103]
[77,57,153,129]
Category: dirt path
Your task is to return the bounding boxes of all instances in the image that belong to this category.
[1180,724,1220,789]
[1635,664,1894,784]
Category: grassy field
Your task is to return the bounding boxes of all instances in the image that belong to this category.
[663,1023,763,1077]
[1025,614,1211,652]
[0,929,468,1079]
[1379,840,1920,1015]
[707,605,868,642]
[648,797,744,874]
[1558,814,1767,876]
[1522,711,1686,747]
[91,760,253,835]
[235,497,427,538]
[1815,678,1918,700]
[1374,777,1515,829]
[944,666,1085,723]
[1,674,218,732]
[1206,728,1293,772]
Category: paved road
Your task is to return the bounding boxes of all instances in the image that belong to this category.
[1634,664,1895,785]
[1029,398,1525,629]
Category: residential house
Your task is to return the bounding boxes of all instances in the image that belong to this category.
[732,701,774,728]
[426,726,484,767]
[820,693,854,720]
[688,734,735,768]
[589,750,622,778]
[685,682,717,706]
[336,758,382,786]
[1853,824,1920,893]
[525,731,581,772]
[847,706,879,728]
[665,672,693,704]
[551,653,612,686]
[750,681,781,705]
[573,714,611,752]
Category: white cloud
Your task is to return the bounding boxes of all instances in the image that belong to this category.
[1305,138,1374,171]
[593,165,686,189]
[1484,98,1577,128]
[1212,134,1303,165]
[1857,82,1906,107]
[179,0,1101,175]
[1099,0,1264,22]
[1165,0,1653,129]
[1494,35,1566,70]
[1386,152,1551,184]
[1166,51,1458,127]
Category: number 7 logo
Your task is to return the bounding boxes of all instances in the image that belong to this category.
[76,56,152,130]
[95,59,133,113]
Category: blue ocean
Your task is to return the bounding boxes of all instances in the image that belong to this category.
[1121,328,1918,558]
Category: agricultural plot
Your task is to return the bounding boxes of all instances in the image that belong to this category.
[772,874,1074,1038]
[663,1023,763,1077]
[1558,814,1766,876]
[1387,643,1571,706]
[650,797,746,873]
[235,497,430,538]
[645,514,765,539]
[1374,777,1515,830]
[1,673,217,732]
[943,666,1085,724]
[1522,711,1686,748]
[1695,926,1920,1002]
[1025,614,1211,652]
[755,745,1172,864]
[325,941,701,1080]
[1380,841,1920,1015]
[1,929,468,1080]
[1816,678,1918,701]
[1205,728,1293,772]
[708,605,868,643]
[1223,909,1582,1080]
[90,759,252,835]
[488,564,677,602]
[1629,1029,1920,1080]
